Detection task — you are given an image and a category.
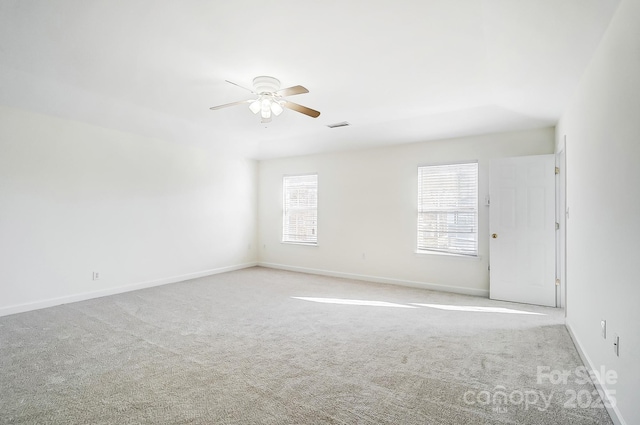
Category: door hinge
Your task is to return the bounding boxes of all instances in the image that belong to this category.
[555,167,560,175]
[555,278,561,286]
[555,222,560,230]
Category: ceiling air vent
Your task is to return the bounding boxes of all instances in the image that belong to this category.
[327,121,350,129]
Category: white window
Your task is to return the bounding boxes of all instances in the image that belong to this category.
[283,174,318,244]
[417,162,478,256]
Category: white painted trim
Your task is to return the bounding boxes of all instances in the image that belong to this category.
[414,251,483,261]
[0,262,257,317]
[258,262,489,297]
[565,320,625,425]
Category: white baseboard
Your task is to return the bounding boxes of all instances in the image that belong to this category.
[0,262,257,317]
[565,319,626,425]
[258,262,489,297]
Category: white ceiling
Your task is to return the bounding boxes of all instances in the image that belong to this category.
[0,0,620,160]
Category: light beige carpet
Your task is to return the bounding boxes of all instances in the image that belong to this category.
[0,267,612,424]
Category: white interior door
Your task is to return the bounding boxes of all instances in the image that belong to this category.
[489,154,556,307]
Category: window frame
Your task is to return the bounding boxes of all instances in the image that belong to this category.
[416,161,479,257]
[282,173,318,246]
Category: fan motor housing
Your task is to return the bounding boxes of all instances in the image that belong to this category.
[253,76,280,94]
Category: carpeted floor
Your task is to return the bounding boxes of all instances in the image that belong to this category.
[0,267,613,424]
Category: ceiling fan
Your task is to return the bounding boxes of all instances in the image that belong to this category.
[209,76,320,123]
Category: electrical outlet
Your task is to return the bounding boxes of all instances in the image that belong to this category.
[613,334,619,356]
[362,253,366,260]
[92,272,100,281]
[601,320,606,339]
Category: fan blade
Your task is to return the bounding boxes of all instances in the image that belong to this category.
[209,99,253,110]
[283,101,320,118]
[225,80,256,94]
[275,85,309,97]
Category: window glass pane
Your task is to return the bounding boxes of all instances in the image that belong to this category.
[283,174,318,244]
[417,163,478,256]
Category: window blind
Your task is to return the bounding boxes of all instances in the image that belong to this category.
[283,174,318,244]
[417,162,478,256]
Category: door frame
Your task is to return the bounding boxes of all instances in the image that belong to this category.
[555,148,566,308]
[556,138,568,313]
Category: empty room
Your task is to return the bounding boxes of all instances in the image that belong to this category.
[1,1,638,424]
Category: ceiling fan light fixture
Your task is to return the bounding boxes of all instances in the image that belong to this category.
[249,99,261,114]
[261,99,272,120]
[271,100,284,116]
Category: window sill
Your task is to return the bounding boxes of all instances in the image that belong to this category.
[415,250,482,261]
[281,241,318,247]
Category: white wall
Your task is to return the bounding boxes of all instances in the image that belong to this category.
[0,105,257,315]
[557,0,640,423]
[258,128,554,296]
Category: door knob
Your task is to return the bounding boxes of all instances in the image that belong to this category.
[492,233,498,239]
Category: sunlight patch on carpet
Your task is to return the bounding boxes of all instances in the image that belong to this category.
[411,304,545,315]
[292,297,418,308]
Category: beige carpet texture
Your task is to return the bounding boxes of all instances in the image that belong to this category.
[0,267,613,424]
